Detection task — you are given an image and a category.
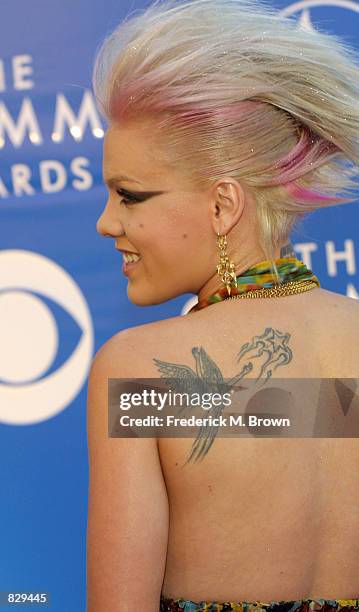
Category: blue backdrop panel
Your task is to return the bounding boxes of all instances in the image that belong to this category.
[0,1,358,610]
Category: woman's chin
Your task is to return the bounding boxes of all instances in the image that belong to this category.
[126,287,164,307]
[127,285,178,306]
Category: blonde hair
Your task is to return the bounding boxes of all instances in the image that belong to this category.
[92,0,359,280]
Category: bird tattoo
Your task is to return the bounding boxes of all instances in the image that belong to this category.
[153,327,293,463]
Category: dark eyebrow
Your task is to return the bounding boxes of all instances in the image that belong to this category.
[121,188,168,200]
[104,175,167,199]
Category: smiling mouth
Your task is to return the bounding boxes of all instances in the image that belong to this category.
[122,252,142,264]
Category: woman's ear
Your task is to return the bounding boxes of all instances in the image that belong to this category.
[211,179,245,235]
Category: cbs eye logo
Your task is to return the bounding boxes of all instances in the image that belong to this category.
[0,250,94,425]
[279,0,359,32]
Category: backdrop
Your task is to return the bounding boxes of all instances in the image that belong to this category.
[0,0,358,610]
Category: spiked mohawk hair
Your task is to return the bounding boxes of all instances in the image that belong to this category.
[93,0,359,279]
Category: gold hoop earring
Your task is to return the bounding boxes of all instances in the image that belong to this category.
[216,232,238,296]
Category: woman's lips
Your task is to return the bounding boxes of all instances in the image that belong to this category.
[121,256,142,276]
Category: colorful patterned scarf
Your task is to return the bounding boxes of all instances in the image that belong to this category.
[190,256,321,313]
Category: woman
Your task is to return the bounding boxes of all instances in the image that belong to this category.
[86,0,359,610]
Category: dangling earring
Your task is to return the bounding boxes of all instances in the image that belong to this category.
[216,232,238,296]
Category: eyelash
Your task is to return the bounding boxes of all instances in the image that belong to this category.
[116,188,139,206]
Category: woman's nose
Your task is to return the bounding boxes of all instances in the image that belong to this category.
[96,201,124,238]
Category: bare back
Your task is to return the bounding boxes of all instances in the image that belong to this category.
[131,288,359,602]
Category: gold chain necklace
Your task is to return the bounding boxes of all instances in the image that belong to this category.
[227,278,319,299]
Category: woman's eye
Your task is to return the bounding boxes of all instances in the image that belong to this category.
[116,189,138,206]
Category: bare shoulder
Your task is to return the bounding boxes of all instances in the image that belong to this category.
[95,289,359,379]
[315,287,359,311]
[313,288,359,330]
[310,288,359,377]
[92,315,187,377]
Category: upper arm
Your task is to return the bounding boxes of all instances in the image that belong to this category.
[86,332,169,612]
